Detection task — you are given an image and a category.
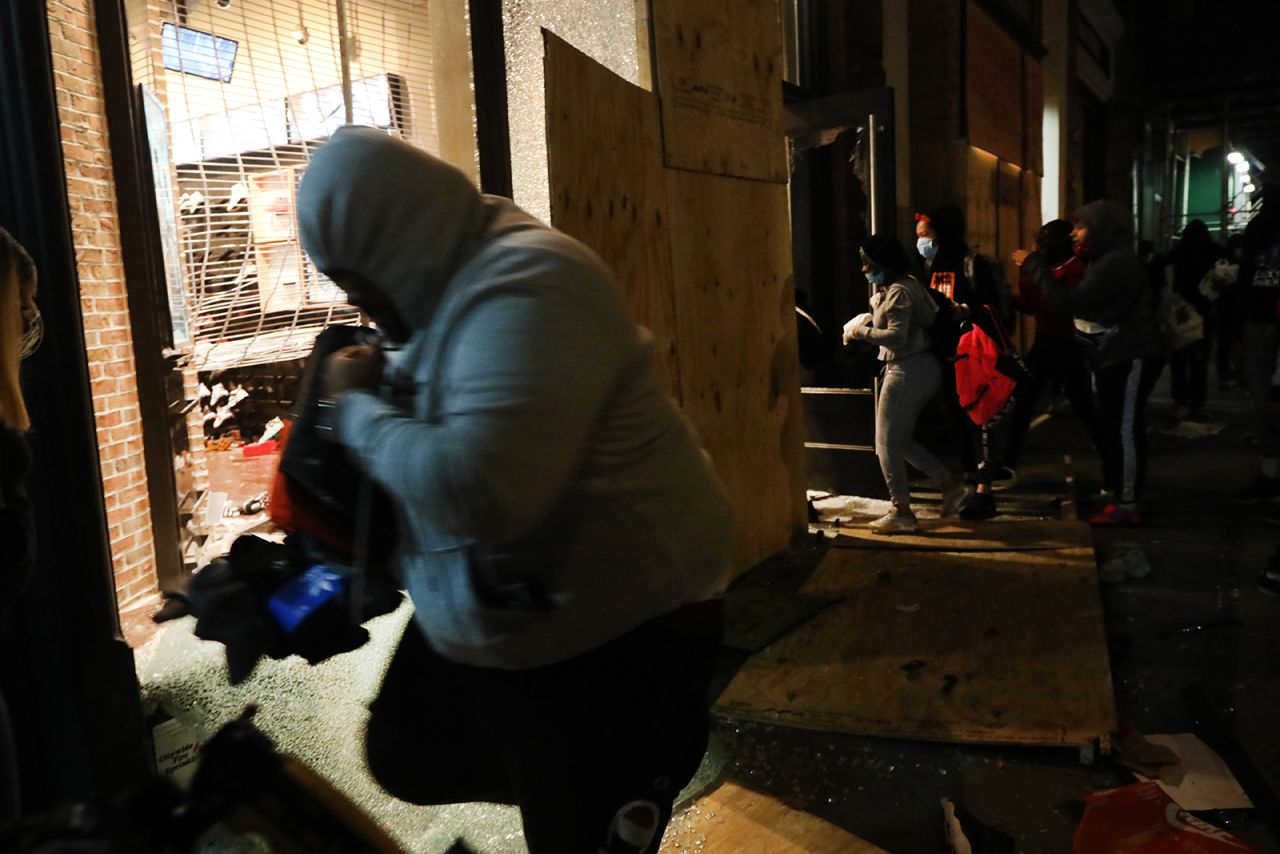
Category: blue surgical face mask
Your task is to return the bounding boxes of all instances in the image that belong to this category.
[916,237,937,260]
[866,267,889,286]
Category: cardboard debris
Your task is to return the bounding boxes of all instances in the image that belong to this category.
[1129,734,1254,812]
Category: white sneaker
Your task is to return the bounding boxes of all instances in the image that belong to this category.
[869,510,920,535]
[941,482,974,518]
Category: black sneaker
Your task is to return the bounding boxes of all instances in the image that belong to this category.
[960,491,997,520]
[1259,571,1280,596]
[1231,476,1280,505]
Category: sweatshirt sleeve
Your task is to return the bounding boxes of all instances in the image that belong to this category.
[860,285,912,349]
[336,286,628,544]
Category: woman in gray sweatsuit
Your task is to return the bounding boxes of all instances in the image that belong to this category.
[846,235,971,533]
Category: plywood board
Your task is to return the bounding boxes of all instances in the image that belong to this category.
[544,32,682,400]
[998,160,1024,284]
[714,546,1117,748]
[1023,54,1045,174]
[1022,170,1043,249]
[966,2,1024,166]
[833,518,1093,552]
[966,146,1000,259]
[665,169,806,572]
[429,0,479,185]
[661,781,888,853]
[651,0,787,182]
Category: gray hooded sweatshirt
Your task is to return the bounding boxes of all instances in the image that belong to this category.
[297,127,734,669]
[1026,199,1163,366]
[861,275,939,362]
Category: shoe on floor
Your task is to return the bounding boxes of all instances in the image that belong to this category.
[1088,502,1141,525]
[941,482,974,518]
[1260,571,1280,596]
[1231,475,1280,505]
[960,491,997,520]
[869,510,920,535]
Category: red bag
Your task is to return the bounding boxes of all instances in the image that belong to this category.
[268,421,361,559]
[955,315,1018,426]
[1074,782,1260,853]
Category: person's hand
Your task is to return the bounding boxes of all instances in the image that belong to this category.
[1011,249,1031,267]
[325,344,385,396]
[842,312,872,344]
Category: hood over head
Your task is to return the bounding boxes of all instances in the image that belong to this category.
[862,234,912,276]
[297,126,491,331]
[1072,200,1132,260]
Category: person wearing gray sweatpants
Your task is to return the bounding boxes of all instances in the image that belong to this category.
[845,235,972,534]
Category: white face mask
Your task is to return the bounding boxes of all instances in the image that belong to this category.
[19,308,43,359]
[916,237,937,260]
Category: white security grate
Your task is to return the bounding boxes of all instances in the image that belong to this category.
[136,0,437,372]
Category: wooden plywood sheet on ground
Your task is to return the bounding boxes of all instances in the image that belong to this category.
[714,546,1117,747]
[966,2,1024,167]
[834,518,1093,552]
[544,32,682,401]
[666,169,805,572]
[660,782,887,853]
[651,0,787,182]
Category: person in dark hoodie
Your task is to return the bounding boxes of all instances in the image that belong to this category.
[843,235,973,534]
[1166,219,1220,420]
[916,206,1014,519]
[297,127,734,854]
[1019,200,1164,525]
[1230,183,1280,507]
[0,228,40,822]
[1005,219,1102,466]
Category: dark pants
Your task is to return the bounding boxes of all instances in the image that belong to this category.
[1095,356,1165,504]
[936,365,977,473]
[1170,334,1212,410]
[365,600,724,854]
[1006,335,1102,468]
[0,690,16,823]
[1217,295,1242,382]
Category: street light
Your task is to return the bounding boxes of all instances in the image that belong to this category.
[1228,150,1246,165]
[1235,160,1251,174]
[1245,183,1257,194]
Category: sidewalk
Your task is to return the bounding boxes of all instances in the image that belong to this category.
[697,382,1280,852]
[131,381,1280,852]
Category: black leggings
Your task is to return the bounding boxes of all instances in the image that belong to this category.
[1094,356,1165,504]
[1005,336,1102,467]
[365,600,724,853]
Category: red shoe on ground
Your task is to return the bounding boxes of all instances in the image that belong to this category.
[1088,502,1141,526]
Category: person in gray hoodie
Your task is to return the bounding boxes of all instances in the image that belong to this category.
[845,235,972,533]
[1020,200,1164,525]
[296,126,734,853]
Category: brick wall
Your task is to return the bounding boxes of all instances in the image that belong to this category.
[46,0,160,608]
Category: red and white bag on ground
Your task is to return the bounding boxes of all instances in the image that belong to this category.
[1074,782,1261,853]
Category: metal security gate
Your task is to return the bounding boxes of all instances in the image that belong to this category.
[131,0,436,372]
[125,0,440,567]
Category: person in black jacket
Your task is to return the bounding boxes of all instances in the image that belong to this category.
[1166,220,1220,420]
[1231,184,1280,506]
[916,206,1013,518]
[1020,201,1164,524]
[0,228,40,822]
